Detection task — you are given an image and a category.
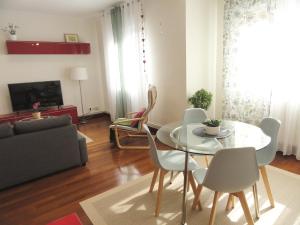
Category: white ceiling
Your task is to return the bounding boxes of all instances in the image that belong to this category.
[0,0,120,15]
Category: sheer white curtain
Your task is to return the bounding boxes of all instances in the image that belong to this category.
[101,9,119,120]
[101,0,148,120]
[269,0,300,159]
[121,1,147,114]
[223,0,300,159]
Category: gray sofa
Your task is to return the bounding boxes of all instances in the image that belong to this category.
[0,115,88,190]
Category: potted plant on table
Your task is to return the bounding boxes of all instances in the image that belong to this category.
[203,119,222,135]
[188,89,213,110]
[32,102,41,120]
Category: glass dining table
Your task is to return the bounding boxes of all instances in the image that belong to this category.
[156,120,271,225]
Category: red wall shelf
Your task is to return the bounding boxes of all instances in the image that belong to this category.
[6,40,91,54]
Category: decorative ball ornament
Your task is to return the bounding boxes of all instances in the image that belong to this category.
[140,4,146,73]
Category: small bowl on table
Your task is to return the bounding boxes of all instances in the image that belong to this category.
[204,126,221,136]
[203,119,222,136]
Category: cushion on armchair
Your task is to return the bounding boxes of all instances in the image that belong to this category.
[109,108,146,143]
[113,118,132,127]
[130,108,146,128]
[109,118,131,143]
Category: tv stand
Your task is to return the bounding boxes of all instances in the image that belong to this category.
[0,105,79,124]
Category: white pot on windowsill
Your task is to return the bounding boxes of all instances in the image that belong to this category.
[204,126,220,136]
[9,34,17,41]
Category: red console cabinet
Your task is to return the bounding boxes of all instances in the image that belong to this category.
[0,105,79,125]
[6,41,90,54]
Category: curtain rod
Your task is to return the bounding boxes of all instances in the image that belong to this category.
[101,0,142,12]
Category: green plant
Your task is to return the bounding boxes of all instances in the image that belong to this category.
[188,89,212,110]
[203,119,221,127]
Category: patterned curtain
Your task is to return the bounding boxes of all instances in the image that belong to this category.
[223,0,300,159]
[222,0,278,124]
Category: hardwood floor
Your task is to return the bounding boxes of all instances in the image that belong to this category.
[0,116,299,225]
[271,152,300,174]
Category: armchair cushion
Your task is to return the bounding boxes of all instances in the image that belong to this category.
[113,118,132,127]
[130,108,146,128]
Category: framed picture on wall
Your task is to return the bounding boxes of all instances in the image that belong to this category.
[64,34,79,43]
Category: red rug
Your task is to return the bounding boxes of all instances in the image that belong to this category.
[47,213,83,225]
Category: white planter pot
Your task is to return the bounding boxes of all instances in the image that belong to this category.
[32,112,41,120]
[9,34,17,41]
[205,126,220,136]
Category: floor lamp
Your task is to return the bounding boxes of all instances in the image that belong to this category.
[70,67,88,123]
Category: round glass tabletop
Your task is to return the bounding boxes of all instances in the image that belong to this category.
[156,120,271,155]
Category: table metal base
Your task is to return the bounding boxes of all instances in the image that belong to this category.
[181,151,189,224]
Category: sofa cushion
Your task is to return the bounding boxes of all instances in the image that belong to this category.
[14,115,72,134]
[0,122,14,139]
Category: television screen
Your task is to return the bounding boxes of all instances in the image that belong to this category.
[8,81,64,111]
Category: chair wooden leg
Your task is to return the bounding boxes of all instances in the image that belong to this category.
[186,172,191,192]
[192,185,203,210]
[253,183,260,219]
[169,171,174,184]
[188,171,202,210]
[209,191,220,225]
[235,191,254,225]
[149,168,159,193]
[188,171,197,194]
[170,170,182,186]
[169,171,180,184]
[114,127,122,148]
[225,194,235,211]
[204,156,209,167]
[155,169,166,217]
[260,166,275,208]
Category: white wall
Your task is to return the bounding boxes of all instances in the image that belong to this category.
[186,0,211,97]
[144,0,187,126]
[186,0,224,118]
[144,0,224,126]
[0,9,107,115]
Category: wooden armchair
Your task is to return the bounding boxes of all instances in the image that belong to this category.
[109,85,157,150]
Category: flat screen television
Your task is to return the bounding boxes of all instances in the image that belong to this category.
[8,81,64,112]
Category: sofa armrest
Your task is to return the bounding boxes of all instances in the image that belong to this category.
[77,132,88,165]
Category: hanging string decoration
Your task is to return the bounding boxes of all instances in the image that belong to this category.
[139,0,146,73]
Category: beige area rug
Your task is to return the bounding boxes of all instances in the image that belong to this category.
[78,131,93,143]
[80,165,300,225]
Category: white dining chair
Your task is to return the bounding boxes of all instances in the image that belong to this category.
[143,124,200,216]
[192,148,259,225]
[256,117,281,208]
[183,108,208,125]
[182,108,210,166]
[226,118,281,218]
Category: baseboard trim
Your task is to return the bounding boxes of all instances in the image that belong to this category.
[80,112,110,120]
[147,121,162,129]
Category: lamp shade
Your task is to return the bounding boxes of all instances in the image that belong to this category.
[70,67,88,81]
